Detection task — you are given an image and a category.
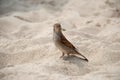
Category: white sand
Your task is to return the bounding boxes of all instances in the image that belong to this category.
[0,0,120,80]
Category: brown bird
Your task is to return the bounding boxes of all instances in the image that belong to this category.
[53,23,88,62]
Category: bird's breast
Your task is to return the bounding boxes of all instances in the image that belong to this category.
[53,32,64,48]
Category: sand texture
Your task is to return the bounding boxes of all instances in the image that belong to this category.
[0,0,120,80]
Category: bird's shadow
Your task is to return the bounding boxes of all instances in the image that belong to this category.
[62,55,88,67]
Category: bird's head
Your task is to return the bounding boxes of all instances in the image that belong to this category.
[53,23,65,32]
[53,23,62,32]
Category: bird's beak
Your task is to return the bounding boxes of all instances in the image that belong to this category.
[62,28,66,31]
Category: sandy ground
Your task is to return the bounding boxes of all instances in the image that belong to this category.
[0,0,120,80]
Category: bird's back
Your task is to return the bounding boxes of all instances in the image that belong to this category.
[53,31,76,50]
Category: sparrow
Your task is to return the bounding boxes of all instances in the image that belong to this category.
[53,23,88,62]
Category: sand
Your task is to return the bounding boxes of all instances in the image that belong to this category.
[0,0,120,80]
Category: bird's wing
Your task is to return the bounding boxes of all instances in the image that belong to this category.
[60,33,76,50]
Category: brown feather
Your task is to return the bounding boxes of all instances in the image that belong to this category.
[60,33,76,49]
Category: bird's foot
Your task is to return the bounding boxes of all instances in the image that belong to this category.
[60,56,64,58]
[60,52,65,58]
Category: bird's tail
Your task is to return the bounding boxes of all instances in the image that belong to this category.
[75,50,88,62]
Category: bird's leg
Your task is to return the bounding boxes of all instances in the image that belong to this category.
[67,53,70,57]
[60,52,65,58]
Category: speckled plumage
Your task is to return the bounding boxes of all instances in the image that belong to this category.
[53,23,88,62]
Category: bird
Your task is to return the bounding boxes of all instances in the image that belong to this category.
[53,23,88,62]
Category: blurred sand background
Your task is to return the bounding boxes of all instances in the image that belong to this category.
[0,0,120,80]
